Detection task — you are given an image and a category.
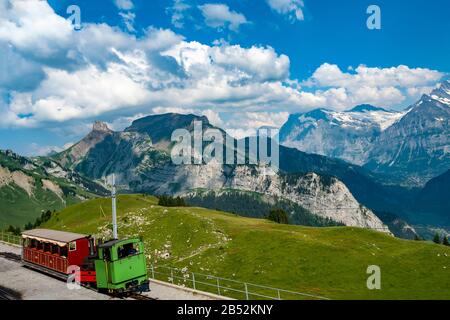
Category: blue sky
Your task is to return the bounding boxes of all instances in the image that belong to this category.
[1,0,449,155]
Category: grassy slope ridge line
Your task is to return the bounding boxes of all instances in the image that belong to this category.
[43,195,450,300]
[0,151,100,229]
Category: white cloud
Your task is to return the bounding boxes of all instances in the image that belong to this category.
[141,27,184,51]
[406,86,437,99]
[28,141,74,156]
[114,0,136,32]
[114,0,134,10]
[302,63,445,109]
[152,106,196,115]
[0,0,73,60]
[107,113,147,131]
[8,64,151,126]
[198,4,248,31]
[224,111,289,139]
[119,11,136,32]
[166,0,191,29]
[0,1,446,131]
[266,0,305,22]
[201,109,223,127]
[309,63,443,88]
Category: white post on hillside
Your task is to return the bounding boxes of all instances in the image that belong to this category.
[111,173,118,240]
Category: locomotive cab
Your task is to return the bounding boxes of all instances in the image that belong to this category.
[94,238,150,293]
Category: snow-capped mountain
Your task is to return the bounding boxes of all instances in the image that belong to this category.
[280,80,450,185]
[365,81,450,185]
[429,80,450,106]
[52,114,390,232]
[279,105,405,165]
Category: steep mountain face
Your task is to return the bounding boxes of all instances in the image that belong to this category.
[279,81,450,186]
[125,113,215,151]
[56,121,113,168]
[0,149,106,228]
[412,169,450,226]
[54,114,389,232]
[365,82,450,185]
[55,121,170,184]
[184,189,344,227]
[279,146,417,219]
[280,105,405,165]
[137,162,389,231]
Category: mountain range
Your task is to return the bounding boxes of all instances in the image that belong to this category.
[51,115,390,233]
[280,80,450,186]
[0,149,107,228]
[2,82,449,238]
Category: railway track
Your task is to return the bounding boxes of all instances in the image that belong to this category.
[0,251,156,300]
[0,251,21,262]
[127,293,158,300]
[0,286,22,300]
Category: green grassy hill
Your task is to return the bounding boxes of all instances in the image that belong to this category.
[0,150,106,229]
[0,182,80,229]
[43,195,450,300]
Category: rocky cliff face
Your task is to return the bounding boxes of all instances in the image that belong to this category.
[57,121,113,168]
[0,149,107,228]
[137,162,389,231]
[280,105,405,165]
[279,81,450,186]
[52,114,390,232]
[365,82,450,185]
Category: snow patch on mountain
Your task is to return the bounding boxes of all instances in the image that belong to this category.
[280,105,406,165]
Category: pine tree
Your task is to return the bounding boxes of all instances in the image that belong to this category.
[266,208,289,224]
[433,233,441,244]
[24,222,33,230]
[443,236,450,246]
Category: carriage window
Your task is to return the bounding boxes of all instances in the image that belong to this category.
[60,246,68,257]
[118,243,139,259]
[51,245,59,254]
[103,248,111,261]
[69,242,77,251]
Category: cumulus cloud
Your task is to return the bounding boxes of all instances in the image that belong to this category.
[266,0,305,22]
[302,63,445,109]
[309,63,443,88]
[0,0,73,61]
[224,111,289,139]
[198,3,248,31]
[0,0,446,133]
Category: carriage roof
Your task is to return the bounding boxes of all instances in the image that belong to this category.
[22,229,89,246]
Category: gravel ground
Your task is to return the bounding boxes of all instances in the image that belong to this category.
[0,242,221,300]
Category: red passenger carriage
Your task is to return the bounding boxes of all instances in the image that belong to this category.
[21,229,96,282]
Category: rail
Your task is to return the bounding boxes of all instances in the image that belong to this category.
[0,231,21,246]
[148,265,329,300]
[0,231,329,300]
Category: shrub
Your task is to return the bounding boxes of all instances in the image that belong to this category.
[7,225,21,236]
[443,236,450,247]
[157,195,187,207]
[266,208,289,224]
[433,233,441,244]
